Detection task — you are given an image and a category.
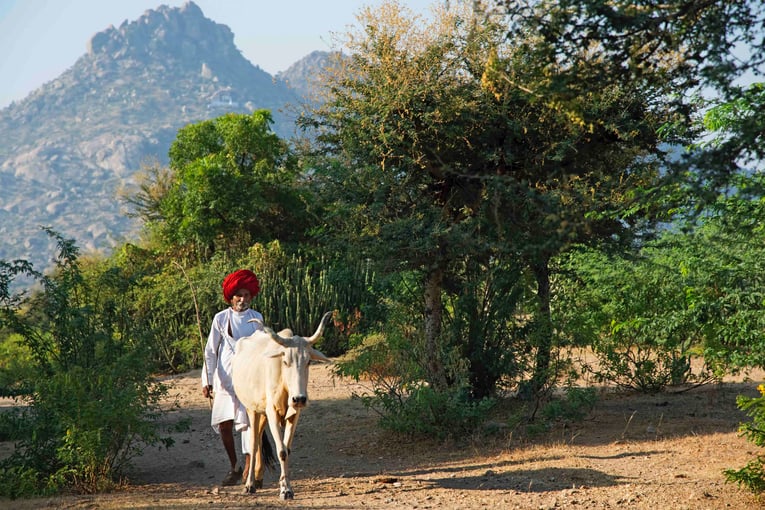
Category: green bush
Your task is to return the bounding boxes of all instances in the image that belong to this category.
[540,386,598,423]
[337,297,495,440]
[443,258,532,399]
[0,334,35,397]
[375,383,495,440]
[556,247,709,393]
[0,231,172,497]
[724,384,765,494]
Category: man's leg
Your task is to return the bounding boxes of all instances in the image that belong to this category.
[219,419,238,470]
[219,419,241,485]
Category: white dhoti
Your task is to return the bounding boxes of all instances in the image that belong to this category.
[210,385,251,454]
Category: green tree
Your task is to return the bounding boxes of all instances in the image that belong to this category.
[303,2,501,391]
[303,1,674,399]
[499,0,765,207]
[702,82,765,181]
[487,0,765,392]
[139,110,304,259]
[499,0,764,96]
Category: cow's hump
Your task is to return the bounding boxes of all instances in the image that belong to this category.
[234,330,271,355]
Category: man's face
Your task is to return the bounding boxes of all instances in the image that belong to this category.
[230,288,252,312]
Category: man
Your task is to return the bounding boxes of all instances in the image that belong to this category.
[201,269,263,486]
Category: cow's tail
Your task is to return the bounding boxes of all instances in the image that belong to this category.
[261,430,277,471]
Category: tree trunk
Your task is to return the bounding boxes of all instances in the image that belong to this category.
[423,267,447,389]
[529,257,553,396]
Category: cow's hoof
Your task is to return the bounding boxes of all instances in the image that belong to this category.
[280,489,294,500]
[242,480,262,494]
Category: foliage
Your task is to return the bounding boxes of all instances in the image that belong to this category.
[557,168,765,391]
[500,0,764,94]
[557,246,707,392]
[373,382,496,441]
[518,0,765,212]
[521,386,599,437]
[116,109,379,369]
[301,0,676,400]
[0,334,35,397]
[304,2,501,389]
[701,87,765,491]
[443,256,534,399]
[725,384,765,494]
[495,0,764,393]
[110,239,379,372]
[241,241,375,356]
[88,243,213,375]
[139,110,305,260]
[537,386,598,430]
[336,297,495,440]
[0,231,171,497]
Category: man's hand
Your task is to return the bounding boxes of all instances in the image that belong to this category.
[202,385,213,399]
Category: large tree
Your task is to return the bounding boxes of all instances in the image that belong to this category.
[494,0,765,389]
[303,2,497,389]
[498,0,765,202]
[302,1,671,395]
[499,0,764,93]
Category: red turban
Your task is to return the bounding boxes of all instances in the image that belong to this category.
[222,269,260,302]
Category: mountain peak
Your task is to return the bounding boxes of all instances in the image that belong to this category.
[86,1,237,64]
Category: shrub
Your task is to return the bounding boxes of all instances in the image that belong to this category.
[0,231,172,497]
[724,384,765,494]
[556,247,711,393]
[0,334,35,397]
[540,386,598,423]
[336,298,495,440]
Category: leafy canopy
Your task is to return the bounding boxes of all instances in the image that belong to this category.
[142,110,304,258]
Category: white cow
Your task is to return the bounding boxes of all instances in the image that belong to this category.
[232,311,333,499]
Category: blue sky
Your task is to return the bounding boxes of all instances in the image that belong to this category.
[0,0,438,108]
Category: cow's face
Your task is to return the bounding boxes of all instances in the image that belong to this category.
[280,341,312,410]
[262,317,333,413]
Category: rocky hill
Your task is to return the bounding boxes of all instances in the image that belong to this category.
[0,1,328,277]
[277,50,335,103]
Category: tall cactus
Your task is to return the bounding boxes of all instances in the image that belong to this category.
[240,241,374,354]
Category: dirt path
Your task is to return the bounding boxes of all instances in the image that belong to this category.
[4,364,765,509]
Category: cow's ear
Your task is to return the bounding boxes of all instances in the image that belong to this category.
[309,348,333,363]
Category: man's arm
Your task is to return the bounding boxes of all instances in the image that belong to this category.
[201,313,222,397]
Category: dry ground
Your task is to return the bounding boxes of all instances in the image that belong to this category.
[2,363,765,509]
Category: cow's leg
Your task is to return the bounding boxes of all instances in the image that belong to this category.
[283,409,302,454]
[266,408,292,500]
[252,413,267,488]
[243,410,263,494]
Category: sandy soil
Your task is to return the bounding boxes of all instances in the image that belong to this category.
[3,363,765,509]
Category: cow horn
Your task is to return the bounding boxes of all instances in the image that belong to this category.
[263,326,289,347]
[306,311,333,344]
